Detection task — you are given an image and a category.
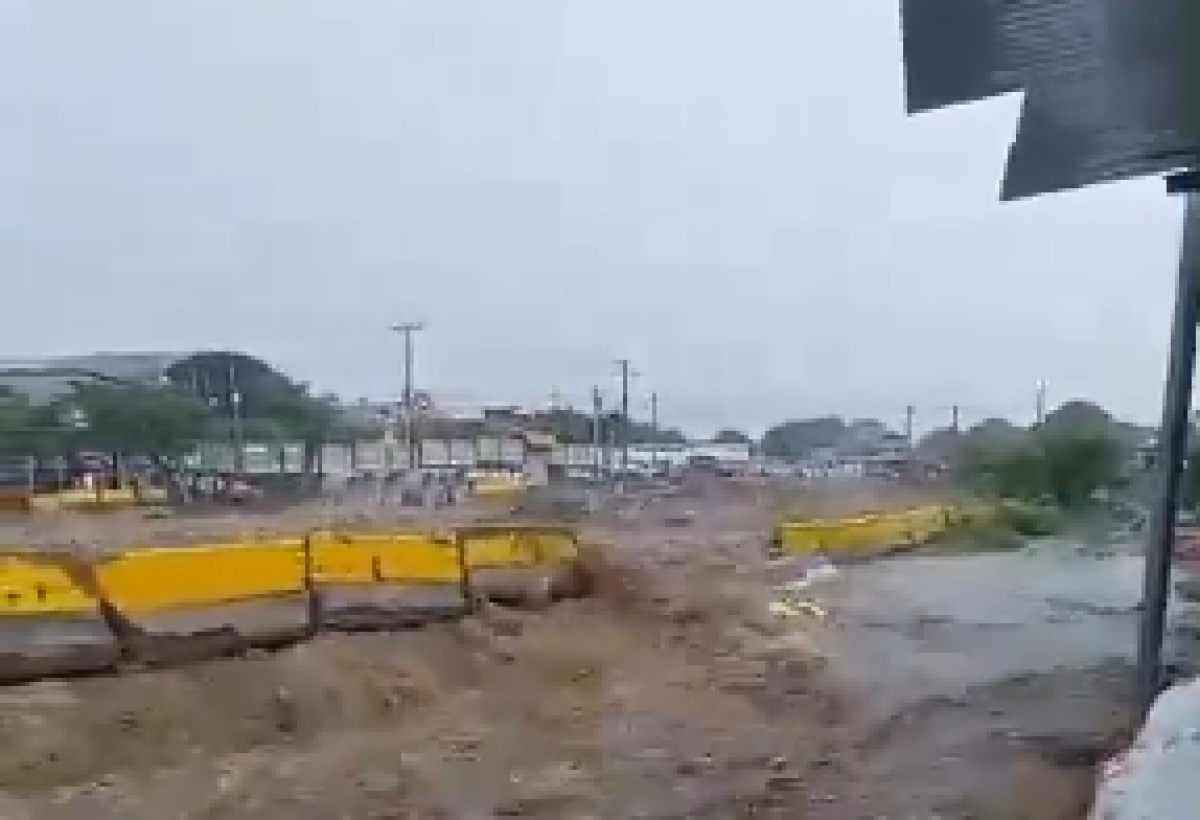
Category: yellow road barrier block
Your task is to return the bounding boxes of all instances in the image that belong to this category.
[308,532,378,584]
[0,554,99,616]
[773,521,823,555]
[310,530,467,630]
[97,541,308,613]
[458,524,583,605]
[0,552,119,681]
[894,505,951,541]
[524,528,580,564]
[374,532,464,583]
[775,504,962,558]
[95,540,311,665]
[29,486,164,512]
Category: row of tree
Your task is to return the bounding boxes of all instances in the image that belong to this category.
[0,378,355,475]
[1,373,1164,512]
[750,401,1154,511]
[930,401,1145,509]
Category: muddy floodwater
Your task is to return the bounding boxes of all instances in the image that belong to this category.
[0,495,1163,817]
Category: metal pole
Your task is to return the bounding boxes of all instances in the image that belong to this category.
[404,329,415,468]
[228,362,245,477]
[1035,380,1048,427]
[591,386,603,478]
[391,322,424,469]
[617,359,631,475]
[650,391,659,472]
[1137,170,1200,713]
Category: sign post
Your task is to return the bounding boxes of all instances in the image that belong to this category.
[1138,170,1200,706]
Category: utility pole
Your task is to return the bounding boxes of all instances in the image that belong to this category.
[591,386,604,478]
[228,362,245,477]
[616,359,632,474]
[391,322,425,469]
[904,404,915,449]
[649,391,659,472]
[951,404,960,434]
[1035,380,1048,427]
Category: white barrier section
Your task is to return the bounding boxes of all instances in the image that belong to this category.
[1091,677,1200,819]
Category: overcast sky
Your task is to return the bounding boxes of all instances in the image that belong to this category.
[1,1,1184,434]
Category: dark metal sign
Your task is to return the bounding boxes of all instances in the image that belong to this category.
[900,0,1199,200]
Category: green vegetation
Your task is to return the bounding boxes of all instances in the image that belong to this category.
[0,381,341,460]
[957,429,1124,508]
[711,428,753,445]
[760,415,848,459]
[0,364,365,504]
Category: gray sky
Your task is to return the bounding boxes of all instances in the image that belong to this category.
[1,0,1183,434]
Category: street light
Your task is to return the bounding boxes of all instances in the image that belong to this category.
[390,322,425,468]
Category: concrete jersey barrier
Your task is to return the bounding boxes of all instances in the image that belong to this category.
[457,524,583,605]
[771,504,959,558]
[308,530,468,629]
[0,523,585,684]
[94,540,312,664]
[0,552,120,682]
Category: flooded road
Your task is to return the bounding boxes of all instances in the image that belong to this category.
[820,549,1145,716]
[804,546,1150,816]
[1,489,1187,818]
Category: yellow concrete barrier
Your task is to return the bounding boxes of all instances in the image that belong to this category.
[458,524,583,605]
[0,552,120,681]
[773,504,964,559]
[29,486,167,512]
[896,504,954,542]
[94,540,311,664]
[308,530,467,629]
[0,521,587,685]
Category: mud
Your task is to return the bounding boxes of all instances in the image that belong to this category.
[0,486,1154,817]
[0,558,862,818]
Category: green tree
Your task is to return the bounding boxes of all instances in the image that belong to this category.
[957,421,1123,508]
[66,381,212,456]
[712,428,753,445]
[0,390,52,456]
[250,384,339,483]
[760,416,846,459]
[1039,430,1124,506]
[64,381,214,501]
